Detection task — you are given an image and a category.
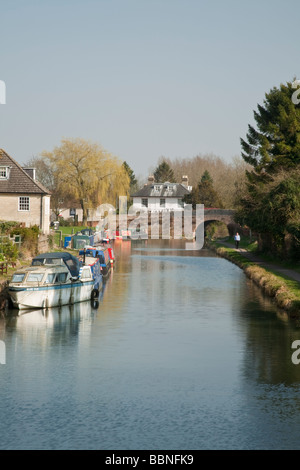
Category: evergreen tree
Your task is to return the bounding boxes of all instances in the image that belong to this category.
[122,161,137,190]
[241,80,300,173]
[198,170,223,208]
[153,160,175,183]
[200,169,213,184]
[182,186,200,209]
[183,170,223,208]
[238,80,300,258]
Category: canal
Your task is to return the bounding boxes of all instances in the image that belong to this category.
[0,239,300,450]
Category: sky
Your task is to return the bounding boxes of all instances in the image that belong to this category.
[1,0,300,179]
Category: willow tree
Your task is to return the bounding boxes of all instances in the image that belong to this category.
[42,138,130,224]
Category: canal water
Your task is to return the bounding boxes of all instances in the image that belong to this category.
[0,239,300,450]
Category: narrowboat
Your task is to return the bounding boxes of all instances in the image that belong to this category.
[79,246,112,278]
[79,248,103,294]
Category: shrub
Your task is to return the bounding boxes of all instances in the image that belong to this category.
[10,225,40,256]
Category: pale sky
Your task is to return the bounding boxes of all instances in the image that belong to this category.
[1,0,299,178]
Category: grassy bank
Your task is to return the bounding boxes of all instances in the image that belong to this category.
[52,225,88,247]
[207,240,300,317]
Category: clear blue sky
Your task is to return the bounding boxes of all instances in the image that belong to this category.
[1,0,299,178]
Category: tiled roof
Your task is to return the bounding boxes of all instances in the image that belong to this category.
[0,149,51,194]
[131,182,191,198]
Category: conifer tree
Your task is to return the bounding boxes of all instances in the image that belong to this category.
[122,161,137,191]
[183,170,223,208]
[153,160,175,183]
[240,80,300,172]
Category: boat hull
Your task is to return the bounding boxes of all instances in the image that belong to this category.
[9,279,94,310]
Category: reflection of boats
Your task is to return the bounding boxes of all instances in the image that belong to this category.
[112,230,131,240]
[10,301,95,335]
[8,252,96,310]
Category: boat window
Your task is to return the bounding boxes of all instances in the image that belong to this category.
[11,273,25,283]
[64,259,79,276]
[31,260,43,266]
[27,273,44,282]
[46,259,61,265]
[98,254,105,264]
[45,273,56,284]
[56,273,68,283]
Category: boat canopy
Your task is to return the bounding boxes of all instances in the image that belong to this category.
[31,252,80,277]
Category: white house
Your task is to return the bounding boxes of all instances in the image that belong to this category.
[131,175,192,212]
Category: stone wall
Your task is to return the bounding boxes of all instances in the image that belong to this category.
[38,234,49,253]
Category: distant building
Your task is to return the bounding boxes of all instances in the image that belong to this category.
[52,201,83,224]
[0,149,51,234]
[131,175,192,211]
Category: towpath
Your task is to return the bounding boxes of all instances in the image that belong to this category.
[215,240,300,283]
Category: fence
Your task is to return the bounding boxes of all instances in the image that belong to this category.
[0,235,22,250]
[0,263,7,275]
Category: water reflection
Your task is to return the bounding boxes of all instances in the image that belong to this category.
[1,239,300,450]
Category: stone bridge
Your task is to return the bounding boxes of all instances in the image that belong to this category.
[200,208,235,226]
[193,208,236,236]
[118,208,236,239]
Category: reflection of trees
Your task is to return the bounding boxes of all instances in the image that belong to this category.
[237,282,300,385]
[97,240,132,316]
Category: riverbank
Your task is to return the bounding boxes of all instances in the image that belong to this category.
[206,239,300,317]
[0,279,9,315]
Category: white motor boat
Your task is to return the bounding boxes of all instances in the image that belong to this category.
[8,252,96,310]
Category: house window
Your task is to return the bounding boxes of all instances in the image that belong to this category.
[19,196,30,211]
[70,208,76,216]
[178,199,184,208]
[160,198,166,207]
[0,167,8,179]
[142,198,148,208]
[154,185,161,191]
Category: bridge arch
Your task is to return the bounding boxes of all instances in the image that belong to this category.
[193,209,238,237]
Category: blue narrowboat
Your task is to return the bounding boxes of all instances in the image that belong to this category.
[78,248,104,297]
[79,246,111,280]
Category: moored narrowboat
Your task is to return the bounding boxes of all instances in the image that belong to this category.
[79,246,111,278]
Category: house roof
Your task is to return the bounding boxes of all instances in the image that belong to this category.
[0,149,51,194]
[131,182,191,198]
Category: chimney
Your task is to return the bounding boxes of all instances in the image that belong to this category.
[148,175,155,184]
[182,175,188,186]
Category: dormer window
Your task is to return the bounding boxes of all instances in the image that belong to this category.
[0,166,9,179]
[154,185,161,191]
